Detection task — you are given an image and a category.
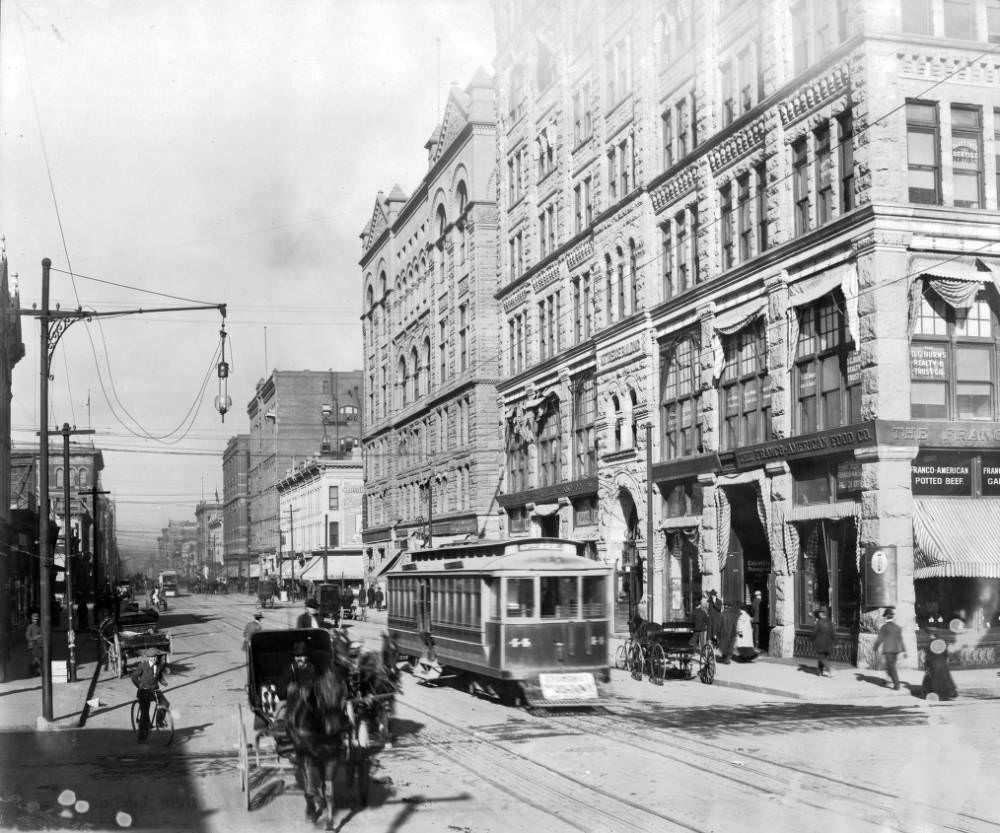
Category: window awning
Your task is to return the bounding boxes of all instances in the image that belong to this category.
[787,501,860,522]
[711,295,767,379]
[909,256,1000,316]
[661,515,700,530]
[376,550,403,578]
[786,262,860,366]
[912,498,1000,579]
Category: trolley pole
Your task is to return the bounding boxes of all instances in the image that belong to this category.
[60,423,94,682]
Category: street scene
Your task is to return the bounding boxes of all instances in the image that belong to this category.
[3,0,1000,831]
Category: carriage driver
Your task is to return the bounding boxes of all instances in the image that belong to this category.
[280,640,318,702]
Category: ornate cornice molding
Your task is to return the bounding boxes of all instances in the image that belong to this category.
[777,62,851,128]
[650,165,698,214]
[707,117,767,174]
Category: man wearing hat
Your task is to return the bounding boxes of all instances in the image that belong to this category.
[130,648,169,741]
[296,598,321,630]
[873,607,906,690]
[243,612,263,649]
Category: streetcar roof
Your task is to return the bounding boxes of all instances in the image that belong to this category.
[387,544,610,575]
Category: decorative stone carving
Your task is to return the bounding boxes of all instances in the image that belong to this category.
[777,62,851,128]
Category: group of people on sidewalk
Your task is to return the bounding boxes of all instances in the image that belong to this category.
[690,589,762,663]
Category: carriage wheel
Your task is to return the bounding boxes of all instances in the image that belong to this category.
[237,705,251,810]
[614,642,630,671]
[699,645,716,685]
[113,633,124,678]
[649,643,666,686]
[628,643,645,681]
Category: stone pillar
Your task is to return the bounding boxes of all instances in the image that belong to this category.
[766,461,795,658]
[856,444,920,668]
[697,472,719,594]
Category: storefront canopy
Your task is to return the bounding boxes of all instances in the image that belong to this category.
[913,498,1000,579]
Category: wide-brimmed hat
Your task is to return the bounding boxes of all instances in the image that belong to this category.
[138,647,166,657]
[292,640,308,656]
[884,607,895,619]
[253,612,263,619]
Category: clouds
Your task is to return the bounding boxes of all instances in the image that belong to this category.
[2,0,495,549]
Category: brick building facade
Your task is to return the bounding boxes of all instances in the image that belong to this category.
[492,0,1000,663]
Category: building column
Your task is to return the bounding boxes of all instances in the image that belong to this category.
[856,444,921,668]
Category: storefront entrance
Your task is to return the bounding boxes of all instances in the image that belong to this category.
[723,484,771,650]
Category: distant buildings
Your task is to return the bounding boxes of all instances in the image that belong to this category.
[222,433,250,578]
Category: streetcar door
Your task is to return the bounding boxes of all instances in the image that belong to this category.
[416,578,431,634]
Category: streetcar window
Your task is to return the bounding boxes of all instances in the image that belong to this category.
[485,578,499,619]
[540,576,578,619]
[506,578,535,617]
[582,576,607,618]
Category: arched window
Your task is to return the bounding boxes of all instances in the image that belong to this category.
[629,239,639,312]
[605,254,614,325]
[437,204,448,241]
[366,285,374,309]
[410,347,420,402]
[423,337,432,394]
[55,467,64,488]
[397,356,407,409]
[79,468,89,487]
[611,394,623,451]
[629,388,639,449]
[616,246,626,320]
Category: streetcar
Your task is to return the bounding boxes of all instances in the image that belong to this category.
[387,537,611,707]
[158,570,179,598]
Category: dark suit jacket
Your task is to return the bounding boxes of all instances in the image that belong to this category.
[692,606,710,633]
[874,620,905,654]
[295,612,320,629]
[813,617,835,653]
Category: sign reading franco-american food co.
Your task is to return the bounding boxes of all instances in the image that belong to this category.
[733,422,876,468]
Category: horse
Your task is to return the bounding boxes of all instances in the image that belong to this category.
[285,663,351,827]
[355,634,400,748]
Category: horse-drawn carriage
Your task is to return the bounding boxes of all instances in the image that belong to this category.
[99,610,172,679]
[257,577,276,609]
[237,627,397,823]
[616,616,716,685]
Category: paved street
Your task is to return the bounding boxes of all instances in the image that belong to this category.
[1,592,999,833]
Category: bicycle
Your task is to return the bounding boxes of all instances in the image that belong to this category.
[131,689,174,746]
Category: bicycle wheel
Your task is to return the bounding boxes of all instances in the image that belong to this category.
[649,643,666,686]
[153,704,175,746]
[614,642,630,670]
[628,643,645,681]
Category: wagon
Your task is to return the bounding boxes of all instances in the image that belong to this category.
[237,628,394,814]
[99,612,172,678]
[257,578,276,609]
[616,619,716,685]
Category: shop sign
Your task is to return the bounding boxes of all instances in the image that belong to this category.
[980,456,1000,496]
[744,559,770,573]
[911,456,971,496]
[864,545,896,608]
[599,337,644,368]
[909,345,947,380]
[430,516,479,537]
[734,421,876,468]
[836,461,863,496]
[877,420,1000,448]
[846,351,862,386]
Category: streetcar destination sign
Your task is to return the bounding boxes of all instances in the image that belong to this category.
[538,672,599,701]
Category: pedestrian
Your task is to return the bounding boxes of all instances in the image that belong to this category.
[707,589,723,646]
[367,584,376,609]
[734,605,759,661]
[296,598,321,629]
[813,607,835,677]
[243,612,264,649]
[872,607,906,690]
[719,601,740,663]
[690,595,710,650]
[921,637,957,701]
[25,610,42,676]
[375,586,385,611]
[750,590,763,648]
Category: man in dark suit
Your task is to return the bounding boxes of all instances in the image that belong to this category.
[873,607,906,690]
[750,590,763,648]
[707,590,723,646]
[691,595,710,649]
[719,601,741,664]
[295,598,321,630]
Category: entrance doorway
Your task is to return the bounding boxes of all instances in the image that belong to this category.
[613,490,641,632]
[724,484,771,649]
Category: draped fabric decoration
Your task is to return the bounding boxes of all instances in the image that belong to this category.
[854,507,864,574]
[769,501,795,576]
[714,487,731,573]
[908,258,999,330]
[786,262,860,369]
[781,510,799,577]
[711,296,768,381]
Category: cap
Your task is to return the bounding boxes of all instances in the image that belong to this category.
[138,647,166,657]
[253,612,263,619]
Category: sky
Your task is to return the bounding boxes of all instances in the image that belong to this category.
[1,0,496,567]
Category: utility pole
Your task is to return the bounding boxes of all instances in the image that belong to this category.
[645,423,655,621]
[323,513,329,582]
[288,505,298,597]
[59,423,94,682]
[426,478,434,549]
[20,258,226,722]
[79,486,110,607]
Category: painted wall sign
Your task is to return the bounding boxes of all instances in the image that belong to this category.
[911,455,972,495]
[877,420,1000,448]
[909,345,948,380]
[599,337,644,368]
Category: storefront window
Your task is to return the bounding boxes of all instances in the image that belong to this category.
[662,480,703,517]
[792,459,862,504]
[796,518,859,629]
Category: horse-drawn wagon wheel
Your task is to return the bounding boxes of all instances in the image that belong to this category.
[648,643,666,686]
[614,642,630,671]
[112,632,124,678]
[237,705,251,810]
[699,644,716,685]
[628,643,645,681]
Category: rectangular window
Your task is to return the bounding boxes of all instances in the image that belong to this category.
[792,137,810,235]
[574,496,599,528]
[328,521,340,548]
[661,221,674,300]
[508,507,529,535]
[737,174,752,262]
[573,279,582,344]
[328,485,339,510]
[795,295,861,434]
[547,204,556,253]
[690,208,700,284]
[815,123,833,225]
[791,0,809,74]
[944,0,975,38]
[907,100,941,204]
[572,372,598,477]
[755,162,769,252]
[459,303,468,372]
[538,300,547,360]
[607,149,617,203]
[738,46,754,114]
[538,211,547,258]
[619,138,630,194]
[676,98,688,158]
[662,108,674,168]
[508,318,516,374]
[721,60,734,127]
[605,50,615,104]
[719,183,734,270]
[439,321,447,382]
[661,335,702,460]
[581,272,592,339]
[838,110,855,212]
[951,105,983,208]
[990,1,1000,43]
[573,90,582,146]
[904,0,934,34]
[720,322,770,449]
[676,210,689,291]
[584,176,593,226]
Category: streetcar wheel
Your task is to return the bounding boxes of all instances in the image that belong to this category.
[649,643,666,686]
[699,645,716,685]
[614,642,629,671]
[628,643,645,681]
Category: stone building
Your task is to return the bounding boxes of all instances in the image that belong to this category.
[194,499,224,580]
[492,0,1000,662]
[222,433,250,579]
[246,369,363,573]
[359,69,503,577]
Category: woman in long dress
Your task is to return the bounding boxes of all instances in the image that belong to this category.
[734,605,759,662]
[922,637,958,701]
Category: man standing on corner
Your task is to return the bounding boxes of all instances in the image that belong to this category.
[873,607,906,690]
[296,598,321,629]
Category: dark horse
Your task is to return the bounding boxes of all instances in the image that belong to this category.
[355,634,400,748]
[285,664,350,827]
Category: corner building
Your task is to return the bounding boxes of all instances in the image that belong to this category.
[493,0,1000,664]
[359,71,503,575]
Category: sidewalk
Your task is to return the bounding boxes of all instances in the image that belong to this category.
[610,633,1000,701]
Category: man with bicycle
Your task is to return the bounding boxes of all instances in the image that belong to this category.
[131,648,169,741]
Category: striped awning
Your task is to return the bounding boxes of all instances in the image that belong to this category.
[912,498,1000,579]
[787,501,861,522]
